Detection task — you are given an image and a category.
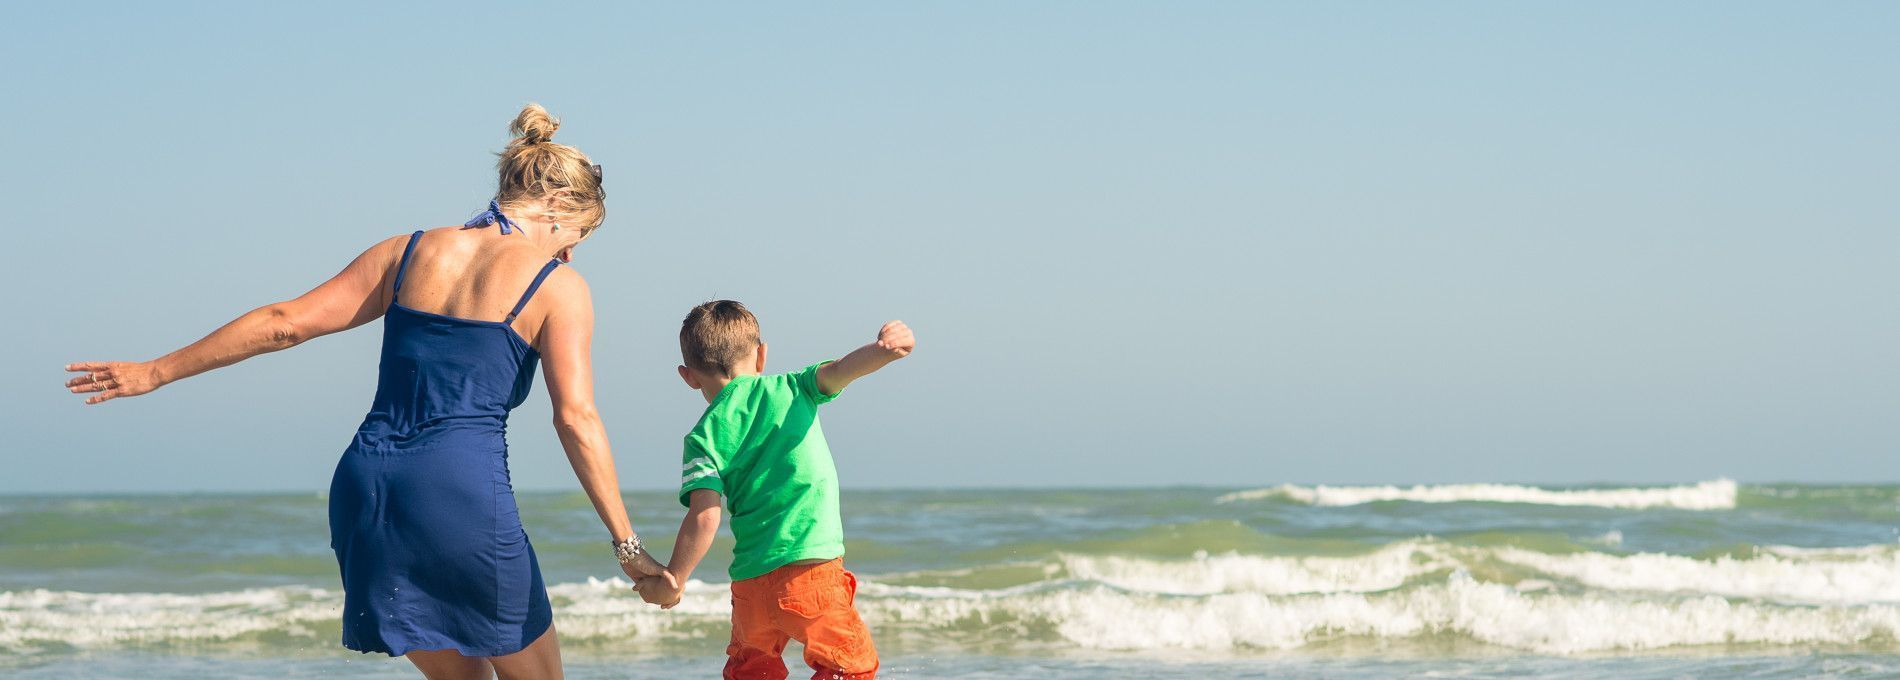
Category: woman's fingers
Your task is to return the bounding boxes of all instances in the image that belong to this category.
[65,362,117,388]
[67,372,114,391]
[66,362,110,373]
[64,361,159,405]
[64,361,149,404]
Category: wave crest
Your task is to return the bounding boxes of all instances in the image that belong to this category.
[12,538,1900,657]
[1492,545,1900,605]
[1217,479,1738,510]
[564,572,1900,654]
[1056,542,1454,595]
[0,587,336,650]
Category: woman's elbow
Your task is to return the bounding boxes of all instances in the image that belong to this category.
[553,405,602,432]
[261,304,305,349]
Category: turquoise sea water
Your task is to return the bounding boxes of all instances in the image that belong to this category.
[4,481,1898,678]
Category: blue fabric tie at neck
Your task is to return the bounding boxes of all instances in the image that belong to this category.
[463,200,520,235]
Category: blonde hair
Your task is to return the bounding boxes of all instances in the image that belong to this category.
[496,103,605,231]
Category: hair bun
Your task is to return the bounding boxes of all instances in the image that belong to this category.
[510,103,560,145]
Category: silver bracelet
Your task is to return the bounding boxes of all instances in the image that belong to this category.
[612,535,646,565]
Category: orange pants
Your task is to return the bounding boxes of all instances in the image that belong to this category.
[724,558,878,680]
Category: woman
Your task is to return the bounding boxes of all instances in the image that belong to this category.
[63,104,663,679]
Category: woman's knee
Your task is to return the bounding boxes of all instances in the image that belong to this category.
[406,649,494,680]
[489,625,563,680]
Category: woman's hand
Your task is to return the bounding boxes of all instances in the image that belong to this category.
[619,550,667,580]
[65,361,164,405]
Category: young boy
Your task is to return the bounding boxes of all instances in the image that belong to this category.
[636,300,913,680]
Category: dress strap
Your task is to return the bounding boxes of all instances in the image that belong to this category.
[391,230,424,295]
[505,259,564,323]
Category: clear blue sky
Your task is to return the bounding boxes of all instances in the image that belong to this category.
[3,3,1894,493]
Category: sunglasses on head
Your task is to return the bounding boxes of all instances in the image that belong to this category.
[578,164,603,238]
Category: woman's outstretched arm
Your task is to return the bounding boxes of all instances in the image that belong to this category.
[65,234,409,405]
[535,269,666,579]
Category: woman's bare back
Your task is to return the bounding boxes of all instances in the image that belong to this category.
[386,226,566,346]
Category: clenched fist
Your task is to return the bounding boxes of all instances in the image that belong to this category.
[876,320,915,359]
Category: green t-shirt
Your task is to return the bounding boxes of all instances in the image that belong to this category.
[679,362,845,581]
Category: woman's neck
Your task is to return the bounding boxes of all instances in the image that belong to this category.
[501,211,579,259]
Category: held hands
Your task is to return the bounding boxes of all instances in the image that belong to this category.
[65,361,163,405]
[634,570,684,609]
[875,320,915,359]
[619,550,667,580]
[617,549,680,609]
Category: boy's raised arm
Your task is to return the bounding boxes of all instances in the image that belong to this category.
[815,320,915,396]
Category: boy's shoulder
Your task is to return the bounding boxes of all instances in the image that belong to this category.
[725,364,833,409]
[687,364,832,438]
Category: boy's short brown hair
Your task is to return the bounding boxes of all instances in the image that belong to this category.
[680,300,761,378]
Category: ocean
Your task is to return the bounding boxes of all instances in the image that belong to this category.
[3,481,1897,678]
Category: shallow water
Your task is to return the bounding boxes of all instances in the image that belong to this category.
[4,481,1897,677]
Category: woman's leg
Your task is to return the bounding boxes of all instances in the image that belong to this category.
[487,624,564,680]
[405,626,559,680]
[406,649,495,680]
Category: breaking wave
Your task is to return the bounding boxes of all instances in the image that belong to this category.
[1491,544,1900,605]
[9,538,1897,657]
[1217,479,1738,510]
[1053,543,1456,595]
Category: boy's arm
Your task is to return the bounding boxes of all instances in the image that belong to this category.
[637,488,723,608]
[815,320,915,396]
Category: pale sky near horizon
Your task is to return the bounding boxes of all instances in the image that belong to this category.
[2,3,1894,494]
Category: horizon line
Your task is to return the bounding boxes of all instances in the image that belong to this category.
[3,477,1891,498]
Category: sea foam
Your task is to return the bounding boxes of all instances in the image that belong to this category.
[1059,541,1900,605]
[1055,541,1454,595]
[0,587,336,649]
[1216,479,1738,510]
[557,572,1900,654]
[1491,545,1900,605]
[11,542,1900,657]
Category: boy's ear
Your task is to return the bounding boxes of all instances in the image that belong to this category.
[677,365,701,390]
[754,342,768,374]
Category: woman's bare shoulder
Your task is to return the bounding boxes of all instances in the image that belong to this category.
[342,231,426,278]
[537,265,592,308]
